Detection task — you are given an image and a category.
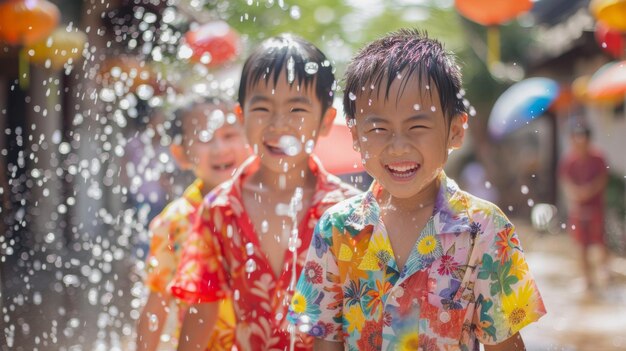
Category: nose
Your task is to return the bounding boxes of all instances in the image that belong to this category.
[387,133,411,156]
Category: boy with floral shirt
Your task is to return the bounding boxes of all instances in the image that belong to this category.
[136,98,250,351]
[289,29,546,351]
[169,35,360,351]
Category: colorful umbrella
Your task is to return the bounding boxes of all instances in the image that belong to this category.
[587,60,626,102]
[488,77,560,140]
[314,122,364,175]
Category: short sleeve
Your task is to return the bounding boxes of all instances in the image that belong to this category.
[169,203,229,304]
[288,213,344,342]
[144,209,183,293]
[472,215,546,345]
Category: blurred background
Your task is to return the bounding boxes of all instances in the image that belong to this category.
[0,0,625,350]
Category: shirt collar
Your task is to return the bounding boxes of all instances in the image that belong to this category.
[182,179,205,207]
[211,155,342,209]
[346,172,472,235]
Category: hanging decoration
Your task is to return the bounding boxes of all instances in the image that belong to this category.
[183,21,239,68]
[454,0,533,71]
[26,28,87,70]
[0,0,61,89]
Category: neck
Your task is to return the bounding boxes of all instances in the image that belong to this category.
[250,160,317,192]
[379,175,440,215]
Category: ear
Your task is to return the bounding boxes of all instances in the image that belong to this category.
[448,112,468,150]
[234,103,244,125]
[170,144,193,170]
[318,107,337,137]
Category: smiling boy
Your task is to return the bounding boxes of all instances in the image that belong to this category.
[289,29,546,351]
[170,35,360,351]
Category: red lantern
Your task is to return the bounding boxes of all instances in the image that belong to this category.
[184,21,239,68]
[455,0,533,71]
[0,0,60,46]
[594,22,624,59]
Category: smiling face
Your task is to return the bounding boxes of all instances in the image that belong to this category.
[176,103,250,189]
[239,73,335,175]
[350,74,466,201]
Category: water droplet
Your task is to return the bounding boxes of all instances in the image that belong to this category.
[245,242,254,256]
[520,185,529,194]
[484,181,491,189]
[413,104,420,110]
[304,62,319,75]
[279,135,301,156]
[290,5,301,19]
[348,92,357,101]
[287,56,295,84]
[148,314,159,332]
[245,258,257,273]
[261,220,269,234]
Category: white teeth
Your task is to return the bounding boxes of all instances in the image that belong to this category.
[387,164,417,172]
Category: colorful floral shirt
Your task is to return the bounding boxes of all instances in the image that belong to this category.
[288,172,546,351]
[170,156,361,351]
[145,179,236,350]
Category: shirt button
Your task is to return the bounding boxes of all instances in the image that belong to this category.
[439,311,451,323]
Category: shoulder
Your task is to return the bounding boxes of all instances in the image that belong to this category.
[455,185,512,235]
[152,197,195,224]
[314,175,362,215]
[316,192,373,235]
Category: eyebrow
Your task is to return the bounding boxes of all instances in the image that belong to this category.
[248,95,312,106]
[248,95,271,105]
[363,114,431,125]
[403,114,432,124]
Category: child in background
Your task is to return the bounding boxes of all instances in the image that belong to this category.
[559,124,610,291]
[136,97,250,351]
[289,29,546,351]
[169,34,360,351]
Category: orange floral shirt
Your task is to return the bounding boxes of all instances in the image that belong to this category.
[145,179,235,350]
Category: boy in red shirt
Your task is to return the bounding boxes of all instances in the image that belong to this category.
[170,35,360,350]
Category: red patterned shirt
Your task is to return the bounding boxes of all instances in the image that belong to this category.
[170,156,361,351]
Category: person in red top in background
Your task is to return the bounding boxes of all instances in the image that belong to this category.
[169,34,361,351]
[559,123,610,291]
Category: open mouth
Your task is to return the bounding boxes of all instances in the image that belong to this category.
[384,162,420,180]
[263,141,287,156]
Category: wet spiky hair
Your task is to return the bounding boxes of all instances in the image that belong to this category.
[238,34,335,113]
[343,28,466,121]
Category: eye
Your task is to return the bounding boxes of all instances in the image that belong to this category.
[368,127,387,133]
[410,125,427,130]
[290,107,308,113]
[251,106,269,113]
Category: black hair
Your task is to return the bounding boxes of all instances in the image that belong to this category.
[169,96,233,144]
[343,28,466,122]
[238,34,335,113]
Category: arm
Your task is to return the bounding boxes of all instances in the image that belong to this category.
[313,338,343,351]
[136,292,171,351]
[578,170,608,203]
[177,302,219,351]
[484,332,525,351]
